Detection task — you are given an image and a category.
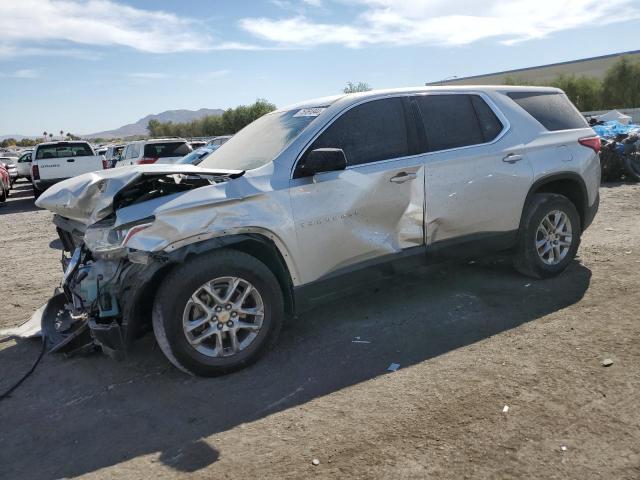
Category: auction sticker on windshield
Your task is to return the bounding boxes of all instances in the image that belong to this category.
[293,107,327,117]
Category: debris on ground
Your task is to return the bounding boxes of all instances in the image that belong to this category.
[502,405,509,413]
[312,458,320,466]
[601,358,614,367]
[352,336,371,344]
[561,445,568,452]
[387,363,400,372]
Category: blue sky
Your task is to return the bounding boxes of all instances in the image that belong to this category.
[0,0,638,136]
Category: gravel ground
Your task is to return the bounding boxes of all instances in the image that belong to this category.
[0,179,639,479]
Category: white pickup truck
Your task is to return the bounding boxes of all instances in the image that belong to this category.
[31,141,106,198]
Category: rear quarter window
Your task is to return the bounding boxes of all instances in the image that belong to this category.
[507,92,588,131]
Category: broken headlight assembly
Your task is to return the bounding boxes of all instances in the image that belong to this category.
[84,217,154,255]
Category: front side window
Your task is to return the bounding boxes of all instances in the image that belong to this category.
[305,97,410,168]
[414,94,501,152]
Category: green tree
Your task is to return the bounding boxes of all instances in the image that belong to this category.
[343,82,372,94]
[146,100,277,138]
[601,56,640,109]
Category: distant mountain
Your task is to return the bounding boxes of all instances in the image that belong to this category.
[85,108,225,139]
[0,134,36,141]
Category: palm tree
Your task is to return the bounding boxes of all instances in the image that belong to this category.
[43,131,47,142]
[66,133,72,140]
[59,130,64,140]
[49,133,53,141]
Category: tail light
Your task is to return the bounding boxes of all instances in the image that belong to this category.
[138,157,158,164]
[102,159,108,169]
[579,136,601,153]
[32,164,40,180]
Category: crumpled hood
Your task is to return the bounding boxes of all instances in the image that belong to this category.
[35,164,244,224]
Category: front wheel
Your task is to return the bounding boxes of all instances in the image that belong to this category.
[514,193,581,279]
[153,250,284,376]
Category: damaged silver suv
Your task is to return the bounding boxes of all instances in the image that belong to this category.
[37,86,601,376]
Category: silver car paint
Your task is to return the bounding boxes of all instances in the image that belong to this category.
[37,86,601,288]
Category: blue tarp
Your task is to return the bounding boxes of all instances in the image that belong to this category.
[592,120,640,138]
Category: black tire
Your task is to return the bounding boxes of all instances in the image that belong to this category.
[152,249,284,376]
[624,153,640,182]
[514,193,581,279]
[0,183,6,202]
[33,185,41,200]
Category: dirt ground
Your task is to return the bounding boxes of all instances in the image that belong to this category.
[1,179,639,480]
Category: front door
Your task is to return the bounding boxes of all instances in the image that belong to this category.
[289,96,425,285]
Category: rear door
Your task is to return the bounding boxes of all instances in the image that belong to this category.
[289,96,425,284]
[412,93,533,245]
[35,143,102,180]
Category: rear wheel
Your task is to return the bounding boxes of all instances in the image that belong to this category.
[33,185,41,200]
[514,193,581,279]
[0,183,6,202]
[153,250,284,376]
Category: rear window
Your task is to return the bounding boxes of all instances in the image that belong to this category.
[144,142,191,158]
[36,143,93,159]
[507,92,588,131]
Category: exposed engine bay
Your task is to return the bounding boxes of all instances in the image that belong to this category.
[38,170,243,357]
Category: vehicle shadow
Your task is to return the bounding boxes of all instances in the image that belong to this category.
[0,257,592,479]
[0,180,40,214]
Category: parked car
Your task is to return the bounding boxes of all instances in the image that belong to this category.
[16,150,33,181]
[0,157,18,188]
[0,162,10,201]
[189,140,207,150]
[116,138,191,166]
[206,135,232,148]
[95,147,108,157]
[31,141,107,199]
[173,144,219,165]
[36,86,600,376]
[104,144,125,168]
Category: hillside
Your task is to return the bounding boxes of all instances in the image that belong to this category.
[85,108,224,138]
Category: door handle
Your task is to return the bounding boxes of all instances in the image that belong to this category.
[67,158,75,162]
[502,153,523,164]
[390,172,417,183]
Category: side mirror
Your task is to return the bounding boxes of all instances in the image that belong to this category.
[302,148,347,176]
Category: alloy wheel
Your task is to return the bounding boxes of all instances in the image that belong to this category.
[182,276,265,358]
[535,210,573,265]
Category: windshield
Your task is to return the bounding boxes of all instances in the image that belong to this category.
[177,146,217,165]
[199,109,321,171]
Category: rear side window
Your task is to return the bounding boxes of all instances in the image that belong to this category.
[307,97,410,167]
[507,92,588,131]
[144,142,191,158]
[470,96,503,142]
[36,143,93,159]
[414,94,502,152]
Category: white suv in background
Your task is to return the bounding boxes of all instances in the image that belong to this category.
[116,138,192,166]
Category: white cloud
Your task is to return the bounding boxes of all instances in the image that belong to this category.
[241,0,640,47]
[128,73,170,80]
[0,68,38,78]
[0,0,258,57]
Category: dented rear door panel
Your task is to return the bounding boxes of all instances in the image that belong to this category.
[423,130,533,245]
[289,157,425,284]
